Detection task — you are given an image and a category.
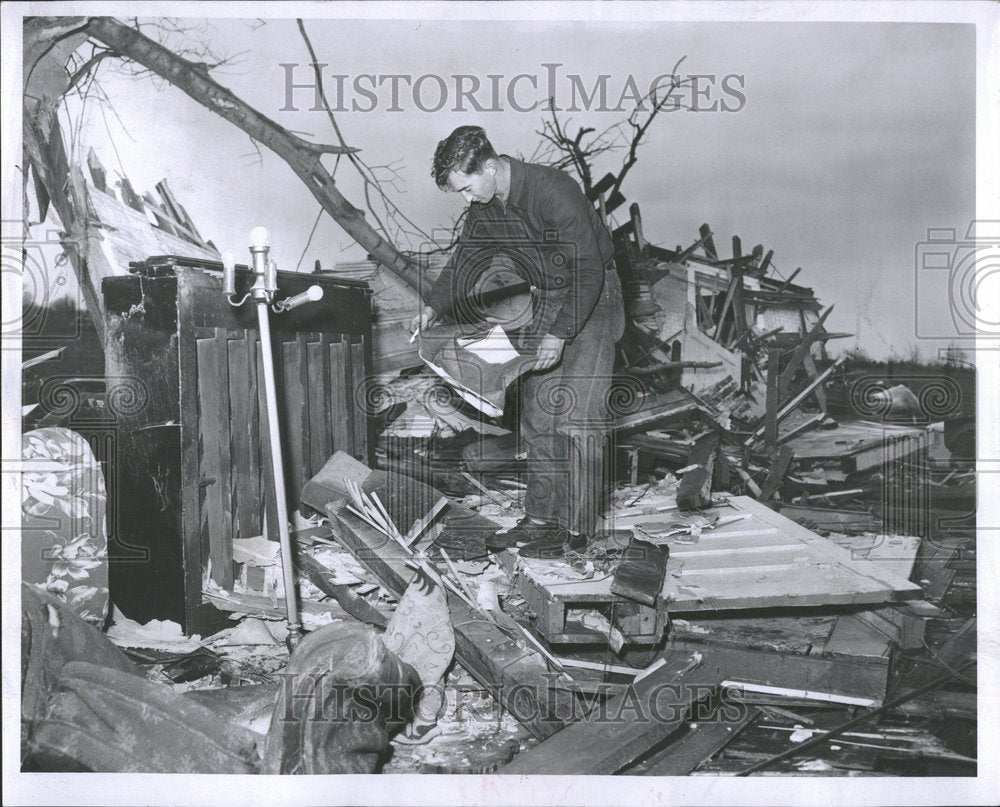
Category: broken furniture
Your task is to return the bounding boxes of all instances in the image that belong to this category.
[103,256,376,633]
[499,549,670,647]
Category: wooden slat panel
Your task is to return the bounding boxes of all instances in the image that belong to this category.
[227,331,260,541]
[328,338,352,456]
[196,328,234,589]
[523,495,922,612]
[349,338,368,461]
[278,333,311,507]
[256,341,279,539]
[307,335,333,474]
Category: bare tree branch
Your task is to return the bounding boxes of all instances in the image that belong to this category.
[532,56,693,208]
[296,19,433,251]
[73,15,421,289]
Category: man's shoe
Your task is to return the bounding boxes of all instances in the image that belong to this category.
[566,532,589,553]
[520,530,588,561]
[486,516,562,552]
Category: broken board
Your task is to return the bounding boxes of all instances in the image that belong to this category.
[784,420,928,474]
[500,646,718,775]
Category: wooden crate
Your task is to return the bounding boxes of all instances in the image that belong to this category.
[500,553,668,646]
[103,256,374,633]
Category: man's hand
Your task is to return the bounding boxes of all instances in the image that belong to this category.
[408,305,437,336]
[532,333,565,371]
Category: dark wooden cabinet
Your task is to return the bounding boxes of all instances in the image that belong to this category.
[103,256,374,633]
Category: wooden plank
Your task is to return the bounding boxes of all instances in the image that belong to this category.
[280,336,305,507]
[676,432,719,509]
[731,237,748,340]
[306,335,332,476]
[141,191,180,236]
[712,274,741,342]
[156,178,205,244]
[777,305,834,396]
[758,445,794,500]
[672,639,888,705]
[699,223,718,260]
[330,509,574,740]
[623,704,758,775]
[802,352,827,413]
[227,332,256,541]
[745,356,846,447]
[326,338,353,458]
[256,341,279,540]
[196,329,234,589]
[349,338,370,462]
[776,413,825,446]
[175,276,208,631]
[764,348,780,451]
[777,503,879,534]
[500,646,718,774]
[118,175,145,212]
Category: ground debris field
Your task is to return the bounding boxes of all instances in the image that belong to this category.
[15,14,980,779]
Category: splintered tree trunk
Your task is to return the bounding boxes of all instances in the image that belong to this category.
[25,16,421,299]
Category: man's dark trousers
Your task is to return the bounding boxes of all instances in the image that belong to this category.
[517,268,625,535]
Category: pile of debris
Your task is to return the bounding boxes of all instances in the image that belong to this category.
[278,206,972,774]
[20,163,975,774]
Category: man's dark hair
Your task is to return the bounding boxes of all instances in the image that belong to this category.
[432,126,498,189]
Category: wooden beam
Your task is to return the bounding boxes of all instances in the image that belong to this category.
[699,223,718,260]
[118,175,145,213]
[775,267,802,294]
[628,202,647,251]
[764,348,780,451]
[712,274,741,342]
[802,352,827,414]
[731,238,748,342]
[854,602,940,651]
[586,171,617,202]
[623,704,758,775]
[156,178,203,243]
[776,413,825,446]
[141,192,180,236]
[745,356,846,447]
[671,639,889,705]
[777,305,834,396]
[758,445,794,500]
[500,647,719,775]
[675,228,716,265]
[605,190,627,215]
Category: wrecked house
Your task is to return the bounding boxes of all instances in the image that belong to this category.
[18,17,977,781]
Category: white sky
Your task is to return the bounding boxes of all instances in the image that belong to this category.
[51,15,977,360]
